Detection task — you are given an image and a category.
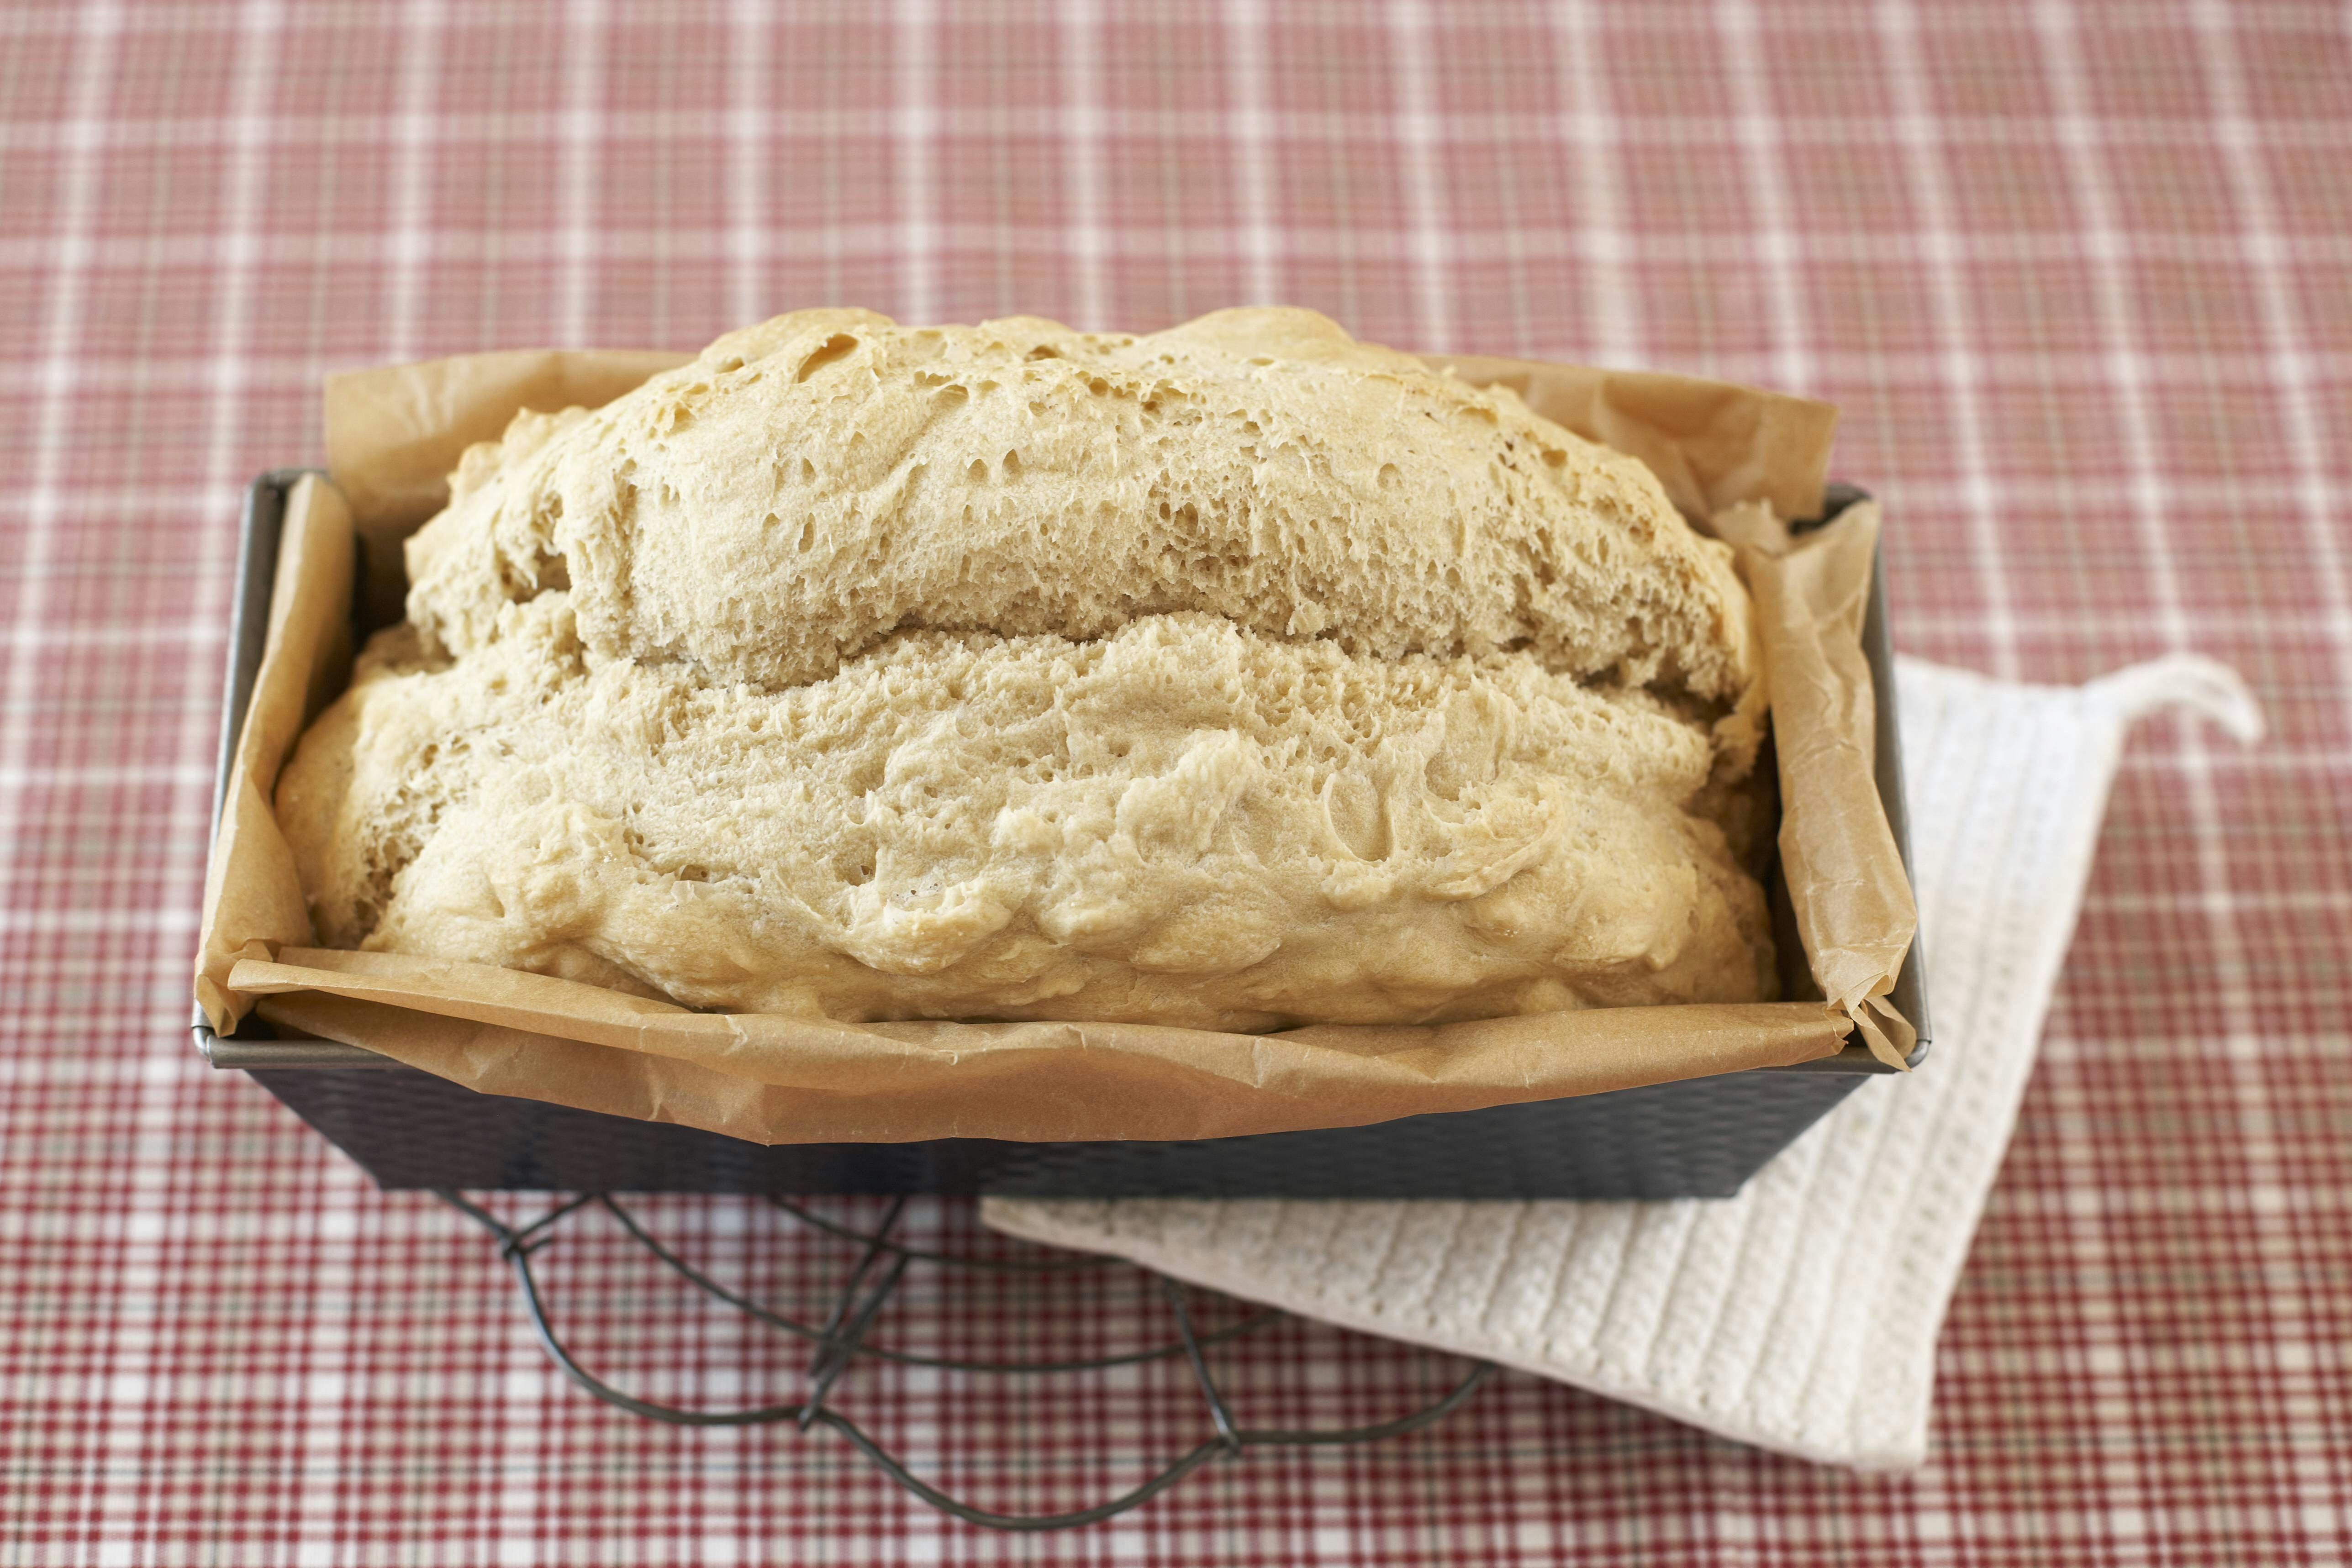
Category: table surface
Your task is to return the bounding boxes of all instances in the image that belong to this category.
[3,1,2347,1562]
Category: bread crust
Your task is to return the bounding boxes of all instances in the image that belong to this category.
[283,310,1775,1026]
[406,308,1755,699]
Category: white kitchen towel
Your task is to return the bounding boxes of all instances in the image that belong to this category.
[984,655,2263,1472]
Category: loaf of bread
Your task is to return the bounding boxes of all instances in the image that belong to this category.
[279,309,1776,1030]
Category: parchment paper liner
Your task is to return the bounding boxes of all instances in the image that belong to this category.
[195,342,1916,1146]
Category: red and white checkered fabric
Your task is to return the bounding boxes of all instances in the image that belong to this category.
[3,0,2347,1560]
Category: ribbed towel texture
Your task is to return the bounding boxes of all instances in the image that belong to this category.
[985,655,2263,1470]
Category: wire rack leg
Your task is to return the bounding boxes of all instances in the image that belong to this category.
[801,1196,912,1430]
[1159,1278,1243,1456]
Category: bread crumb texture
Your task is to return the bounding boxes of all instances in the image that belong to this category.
[283,309,1774,1029]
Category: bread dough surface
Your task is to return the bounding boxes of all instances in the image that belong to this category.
[283,310,1774,1027]
[406,308,1756,700]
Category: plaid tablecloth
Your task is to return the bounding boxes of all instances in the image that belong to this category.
[4,1,2347,1561]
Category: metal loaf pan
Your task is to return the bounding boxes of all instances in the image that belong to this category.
[193,473,1928,1198]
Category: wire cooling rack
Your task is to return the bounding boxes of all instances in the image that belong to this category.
[434,1191,1496,1531]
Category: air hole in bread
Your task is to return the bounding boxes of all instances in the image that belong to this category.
[795,334,860,383]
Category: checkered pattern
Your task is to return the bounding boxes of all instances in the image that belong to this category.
[2,0,2346,1560]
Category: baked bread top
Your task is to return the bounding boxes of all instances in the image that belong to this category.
[405,308,1755,704]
